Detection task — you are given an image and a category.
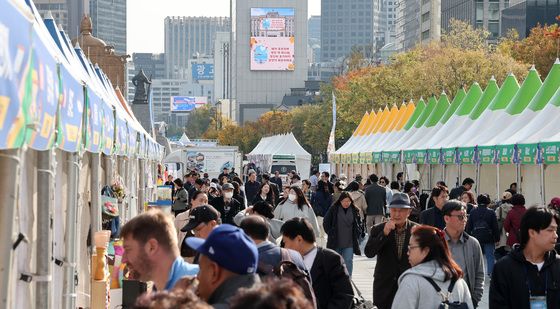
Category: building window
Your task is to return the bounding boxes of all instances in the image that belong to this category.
[421,30,430,40]
[488,21,499,39]
[422,12,430,23]
[488,1,500,21]
[476,1,484,22]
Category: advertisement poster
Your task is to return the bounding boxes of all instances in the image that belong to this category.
[191,63,214,80]
[170,96,208,112]
[250,8,295,71]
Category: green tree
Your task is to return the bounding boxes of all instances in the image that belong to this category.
[185,106,212,139]
[442,18,491,51]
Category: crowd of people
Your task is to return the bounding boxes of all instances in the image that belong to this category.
[128,167,560,309]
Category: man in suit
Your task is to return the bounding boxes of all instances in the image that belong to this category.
[364,174,388,233]
[365,193,418,309]
[281,217,353,309]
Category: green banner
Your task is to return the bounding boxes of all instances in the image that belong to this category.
[352,153,360,164]
[518,144,537,165]
[541,142,560,164]
[428,149,441,164]
[404,151,415,164]
[497,145,516,164]
[443,148,456,164]
[372,152,381,163]
[415,150,427,164]
[362,152,373,164]
[478,146,496,165]
[389,151,401,163]
[458,147,476,164]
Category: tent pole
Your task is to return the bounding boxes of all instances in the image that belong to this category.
[138,159,146,213]
[36,149,54,308]
[540,164,546,206]
[458,164,463,187]
[442,164,446,184]
[63,152,80,309]
[516,164,521,194]
[428,164,433,187]
[496,163,500,201]
[0,149,22,308]
[475,163,481,196]
[90,153,101,234]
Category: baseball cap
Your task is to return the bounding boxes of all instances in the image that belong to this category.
[388,192,412,209]
[222,183,234,190]
[502,191,512,201]
[186,224,258,275]
[181,205,219,232]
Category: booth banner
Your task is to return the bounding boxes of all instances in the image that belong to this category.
[115,115,127,156]
[373,152,382,163]
[428,149,442,165]
[363,152,373,164]
[128,125,137,157]
[497,145,516,164]
[458,147,476,164]
[139,133,146,159]
[382,152,390,163]
[387,151,401,163]
[358,152,366,164]
[57,65,84,152]
[352,153,359,164]
[27,37,59,151]
[101,101,114,155]
[84,89,102,152]
[443,148,456,164]
[404,151,415,164]
[0,2,32,149]
[518,144,538,165]
[415,150,427,164]
[478,146,497,165]
[540,142,560,164]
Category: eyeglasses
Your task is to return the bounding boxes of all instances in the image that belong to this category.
[449,214,467,221]
[408,245,421,250]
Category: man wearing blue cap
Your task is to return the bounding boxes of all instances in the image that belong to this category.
[186,224,260,308]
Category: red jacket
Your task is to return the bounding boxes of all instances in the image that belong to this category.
[504,205,526,247]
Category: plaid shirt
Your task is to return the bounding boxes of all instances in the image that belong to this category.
[304,190,313,204]
[395,224,407,259]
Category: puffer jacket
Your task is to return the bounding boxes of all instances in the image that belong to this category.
[392,260,474,309]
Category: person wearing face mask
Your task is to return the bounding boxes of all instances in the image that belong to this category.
[273,186,321,238]
[211,183,243,226]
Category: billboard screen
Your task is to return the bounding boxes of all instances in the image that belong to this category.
[170,96,208,112]
[191,63,214,80]
[250,8,295,71]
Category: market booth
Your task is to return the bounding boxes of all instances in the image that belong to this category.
[332,62,560,206]
[0,1,164,308]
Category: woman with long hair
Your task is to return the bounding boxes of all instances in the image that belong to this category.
[392,225,473,308]
[234,201,284,241]
[274,185,321,237]
[252,182,276,207]
[404,182,421,222]
[323,191,362,275]
[461,191,477,214]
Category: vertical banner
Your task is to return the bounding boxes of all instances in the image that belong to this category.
[56,65,84,152]
[327,92,336,155]
[85,88,102,153]
[101,101,114,155]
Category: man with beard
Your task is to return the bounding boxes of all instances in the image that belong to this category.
[121,210,199,291]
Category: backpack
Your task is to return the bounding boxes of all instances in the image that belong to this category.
[258,248,317,307]
[470,214,494,244]
[422,277,469,309]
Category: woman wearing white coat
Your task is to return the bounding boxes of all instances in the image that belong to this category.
[274,185,321,238]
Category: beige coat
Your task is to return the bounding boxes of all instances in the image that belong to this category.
[349,191,367,219]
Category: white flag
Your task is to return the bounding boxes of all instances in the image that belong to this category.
[327,92,336,155]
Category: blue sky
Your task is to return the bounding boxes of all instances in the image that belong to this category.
[127,0,320,54]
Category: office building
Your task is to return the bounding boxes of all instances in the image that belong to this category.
[441,0,510,40]
[233,0,308,123]
[164,16,230,79]
[321,0,375,62]
[89,0,127,54]
[502,0,560,39]
[308,15,321,63]
[373,0,397,55]
[394,0,441,52]
[132,53,166,80]
[34,0,88,39]
[214,32,232,103]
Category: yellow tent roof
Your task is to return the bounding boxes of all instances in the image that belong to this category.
[395,100,416,131]
[386,103,406,132]
[352,112,370,137]
[380,104,399,133]
[364,109,381,135]
[371,106,390,134]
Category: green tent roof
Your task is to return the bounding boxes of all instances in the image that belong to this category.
[414,96,438,128]
[456,83,483,116]
[528,59,560,111]
[425,92,450,127]
[505,66,542,115]
[441,88,466,123]
[546,80,560,107]
[487,73,520,111]
[469,77,499,120]
[403,98,426,130]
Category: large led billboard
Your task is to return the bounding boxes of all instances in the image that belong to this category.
[250,8,295,71]
[170,96,208,112]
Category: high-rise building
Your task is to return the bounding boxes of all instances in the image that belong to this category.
[233,0,308,123]
[501,0,559,39]
[34,0,88,39]
[132,53,166,80]
[89,0,127,54]
[321,0,375,62]
[441,0,510,40]
[214,32,232,102]
[394,0,441,52]
[308,15,321,63]
[164,17,230,79]
[373,0,397,54]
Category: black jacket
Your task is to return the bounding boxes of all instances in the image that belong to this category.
[419,206,446,230]
[211,197,243,226]
[323,204,362,255]
[310,247,354,309]
[364,220,418,309]
[466,204,500,244]
[449,186,466,200]
[490,245,560,309]
[245,180,261,204]
[207,274,260,309]
[364,183,387,216]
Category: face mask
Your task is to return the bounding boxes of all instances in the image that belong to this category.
[224,192,233,199]
[288,194,297,202]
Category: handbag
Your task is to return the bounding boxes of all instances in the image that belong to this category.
[350,279,376,309]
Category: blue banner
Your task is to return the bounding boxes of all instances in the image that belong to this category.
[28,30,58,150]
[0,2,32,149]
[85,88,103,153]
[191,63,214,80]
[57,65,84,152]
[101,101,114,155]
[115,114,127,155]
[128,124,137,157]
